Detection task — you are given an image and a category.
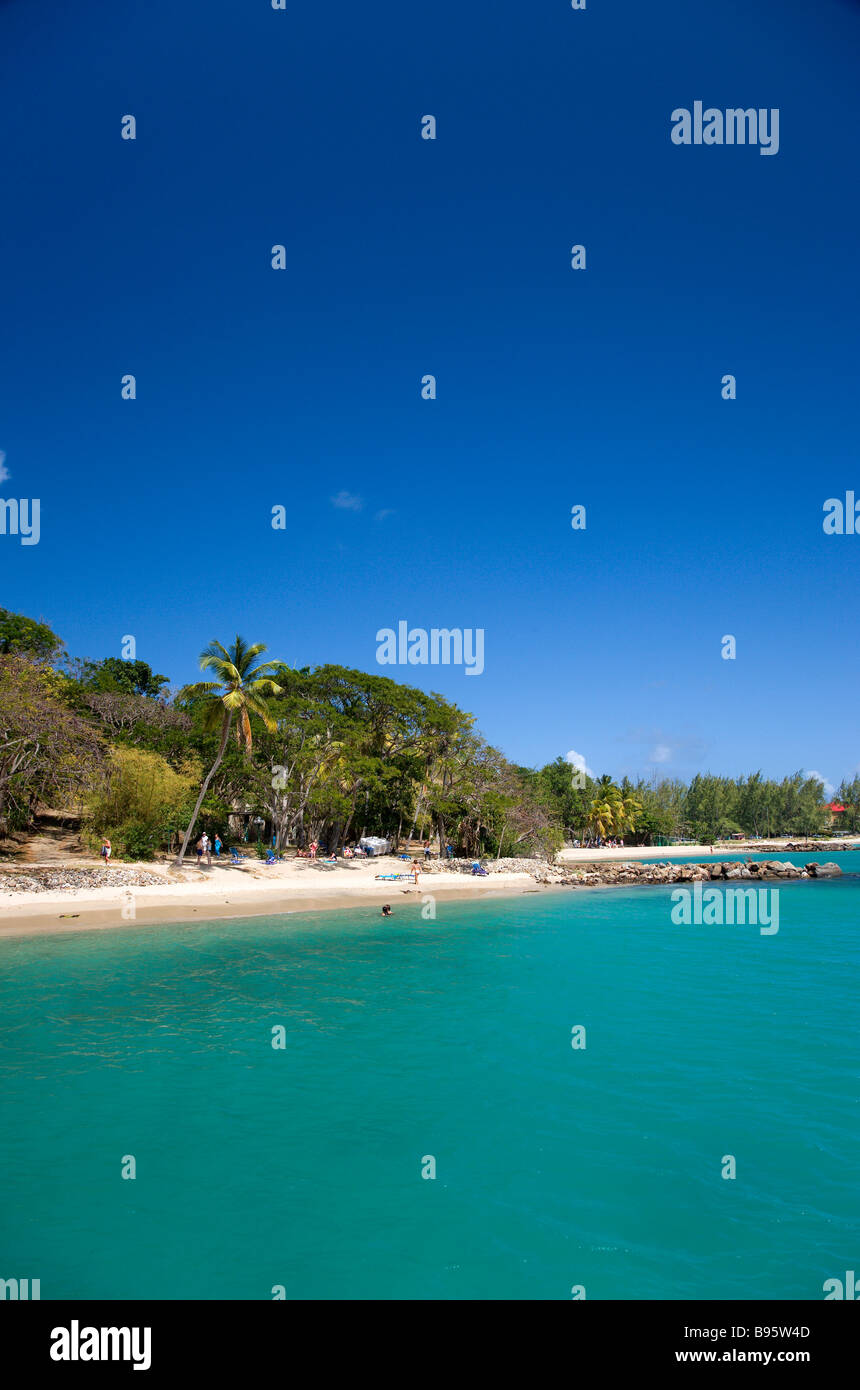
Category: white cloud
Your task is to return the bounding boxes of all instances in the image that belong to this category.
[331,490,363,511]
[565,749,594,777]
[807,770,835,799]
[618,728,708,766]
[375,508,395,521]
[0,451,9,484]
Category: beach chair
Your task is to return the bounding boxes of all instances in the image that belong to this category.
[264,851,283,865]
[230,848,247,864]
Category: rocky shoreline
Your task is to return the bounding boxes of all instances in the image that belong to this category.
[425,857,843,887]
[0,866,166,894]
[745,841,856,853]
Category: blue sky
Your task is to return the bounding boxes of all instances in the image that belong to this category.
[1,0,858,787]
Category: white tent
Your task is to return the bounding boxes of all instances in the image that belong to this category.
[359,836,390,855]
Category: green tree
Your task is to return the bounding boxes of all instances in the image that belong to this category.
[0,608,63,663]
[85,746,200,860]
[174,637,283,865]
[78,656,169,698]
[835,776,860,834]
[0,656,102,832]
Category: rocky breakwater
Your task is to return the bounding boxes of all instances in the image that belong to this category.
[543,859,844,887]
[419,857,842,887]
[746,841,857,854]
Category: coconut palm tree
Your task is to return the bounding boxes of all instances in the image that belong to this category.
[588,794,617,841]
[174,637,283,866]
[619,793,642,837]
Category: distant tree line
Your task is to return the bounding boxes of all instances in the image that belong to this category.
[531,760,853,844]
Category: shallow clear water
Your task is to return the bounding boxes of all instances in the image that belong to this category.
[1,880,857,1300]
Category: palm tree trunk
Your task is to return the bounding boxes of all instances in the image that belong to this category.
[409,786,425,843]
[436,815,446,856]
[342,796,357,849]
[174,712,232,866]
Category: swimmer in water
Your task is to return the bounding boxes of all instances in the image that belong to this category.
[381,904,392,918]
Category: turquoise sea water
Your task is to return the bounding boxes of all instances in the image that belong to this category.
[1,877,858,1301]
[641,851,860,867]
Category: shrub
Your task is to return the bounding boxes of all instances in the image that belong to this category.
[85,746,199,856]
[112,820,159,861]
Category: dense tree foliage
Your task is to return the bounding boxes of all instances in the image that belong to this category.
[532,765,833,844]
[71,656,170,698]
[0,605,853,860]
[0,657,103,832]
[84,747,200,860]
[0,608,64,662]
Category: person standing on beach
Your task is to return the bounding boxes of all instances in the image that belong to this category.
[411,859,420,885]
[196,836,205,866]
[214,835,222,859]
[202,833,211,867]
[100,837,111,864]
[309,841,318,860]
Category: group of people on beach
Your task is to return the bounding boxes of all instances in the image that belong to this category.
[194,833,222,866]
[295,843,367,860]
[421,841,455,860]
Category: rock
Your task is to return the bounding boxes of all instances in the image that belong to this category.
[408,853,844,891]
[809,862,842,877]
[0,867,166,895]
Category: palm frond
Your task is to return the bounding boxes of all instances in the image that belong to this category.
[244,677,284,696]
[242,693,279,732]
[177,680,223,701]
[200,654,240,683]
[199,640,234,665]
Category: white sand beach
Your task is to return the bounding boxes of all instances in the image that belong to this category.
[0,856,540,938]
[1,839,856,939]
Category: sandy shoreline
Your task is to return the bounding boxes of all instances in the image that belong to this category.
[0,859,545,939]
[1,840,856,940]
